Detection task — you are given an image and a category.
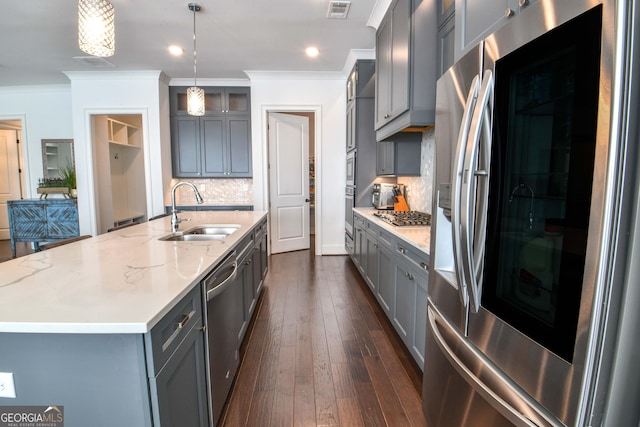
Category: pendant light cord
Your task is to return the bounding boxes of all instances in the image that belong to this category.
[192,4,198,87]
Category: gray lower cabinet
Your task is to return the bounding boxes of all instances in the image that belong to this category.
[352,214,367,275]
[365,224,379,292]
[147,287,209,427]
[254,218,269,297]
[349,213,428,368]
[392,256,428,366]
[237,234,255,343]
[377,243,396,316]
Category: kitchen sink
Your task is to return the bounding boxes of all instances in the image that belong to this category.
[159,224,240,242]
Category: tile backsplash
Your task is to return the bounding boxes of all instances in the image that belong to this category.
[398,128,435,214]
[167,128,435,212]
[168,178,253,206]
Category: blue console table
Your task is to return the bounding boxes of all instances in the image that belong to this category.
[7,199,79,258]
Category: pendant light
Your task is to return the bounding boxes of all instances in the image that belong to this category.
[187,3,205,116]
[78,0,115,57]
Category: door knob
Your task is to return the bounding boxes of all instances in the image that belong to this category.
[305,198,311,202]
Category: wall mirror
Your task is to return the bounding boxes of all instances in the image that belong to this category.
[42,139,74,180]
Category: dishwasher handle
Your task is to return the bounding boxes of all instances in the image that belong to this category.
[204,252,239,301]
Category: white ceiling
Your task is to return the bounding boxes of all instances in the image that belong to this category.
[0,0,384,87]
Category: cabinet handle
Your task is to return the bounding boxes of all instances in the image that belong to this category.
[162,309,196,351]
[177,311,194,329]
[397,246,406,255]
[374,244,378,248]
[420,262,429,271]
[518,0,529,7]
[505,8,515,17]
[405,272,414,281]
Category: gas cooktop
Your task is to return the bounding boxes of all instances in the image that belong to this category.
[373,211,432,227]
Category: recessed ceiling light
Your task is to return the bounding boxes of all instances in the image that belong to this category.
[306,47,319,58]
[168,45,184,56]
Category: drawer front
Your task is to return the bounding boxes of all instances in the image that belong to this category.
[396,241,430,275]
[146,286,203,376]
[377,228,394,250]
[46,205,79,222]
[10,205,46,223]
[13,221,47,239]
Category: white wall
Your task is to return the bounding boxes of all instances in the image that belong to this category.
[246,72,347,255]
[65,71,171,235]
[0,85,73,196]
[0,69,364,254]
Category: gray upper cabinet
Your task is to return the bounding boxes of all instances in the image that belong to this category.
[170,86,252,178]
[374,0,437,142]
[376,137,422,176]
[346,60,375,152]
[437,0,455,27]
[171,87,250,116]
[454,0,537,59]
[437,0,456,78]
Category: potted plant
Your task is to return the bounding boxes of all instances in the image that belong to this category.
[59,160,77,198]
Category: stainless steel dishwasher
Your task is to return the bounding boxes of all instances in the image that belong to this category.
[201,251,241,426]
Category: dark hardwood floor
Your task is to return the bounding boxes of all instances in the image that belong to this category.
[222,244,426,426]
[0,240,33,262]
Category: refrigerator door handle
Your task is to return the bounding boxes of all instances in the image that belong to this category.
[451,73,481,308]
[460,69,494,313]
[427,300,561,427]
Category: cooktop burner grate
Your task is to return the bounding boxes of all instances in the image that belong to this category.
[373,210,432,227]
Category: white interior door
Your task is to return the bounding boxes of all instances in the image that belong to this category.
[0,129,22,240]
[268,113,310,254]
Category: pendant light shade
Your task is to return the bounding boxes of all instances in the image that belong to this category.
[78,0,115,57]
[187,3,205,116]
[187,86,206,116]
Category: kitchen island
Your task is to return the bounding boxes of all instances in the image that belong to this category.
[0,210,268,426]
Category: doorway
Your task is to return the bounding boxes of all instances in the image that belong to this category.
[267,111,315,254]
[0,120,24,240]
[91,114,147,234]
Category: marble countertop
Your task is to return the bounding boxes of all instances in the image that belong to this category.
[353,207,431,255]
[0,211,268,335]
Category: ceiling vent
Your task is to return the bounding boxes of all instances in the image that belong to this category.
[73,56,115,68]
[327,1,351,19]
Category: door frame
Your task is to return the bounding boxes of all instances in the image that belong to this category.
[0,115,28,199]
[260,105,321,255]
[82,108,153,236]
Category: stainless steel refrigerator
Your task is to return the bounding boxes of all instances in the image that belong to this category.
[422,0,639,425]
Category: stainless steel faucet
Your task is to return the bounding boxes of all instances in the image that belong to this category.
[509,183,535,229]
[171,181,204,232]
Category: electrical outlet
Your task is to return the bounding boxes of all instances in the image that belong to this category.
[0,372,16,398]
